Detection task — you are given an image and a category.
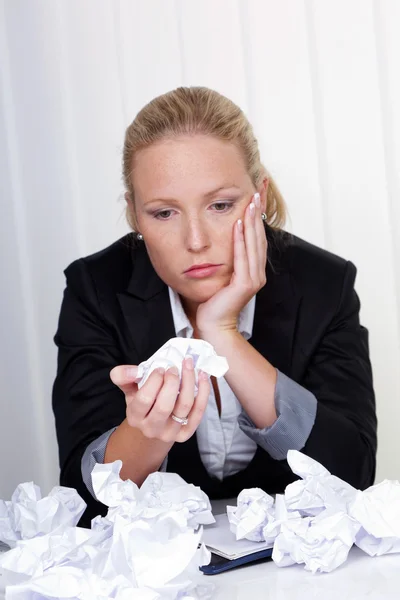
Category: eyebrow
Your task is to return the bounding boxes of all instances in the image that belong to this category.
[145,185,241,205]
[203,184,241,199]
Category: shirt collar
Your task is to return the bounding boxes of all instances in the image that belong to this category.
[168,287,256,340]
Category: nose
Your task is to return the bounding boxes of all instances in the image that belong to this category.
[184,215,211,253]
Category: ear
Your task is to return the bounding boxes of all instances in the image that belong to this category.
[124,191,131,204]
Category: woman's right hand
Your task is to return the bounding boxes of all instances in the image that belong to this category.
[109,356,210,443]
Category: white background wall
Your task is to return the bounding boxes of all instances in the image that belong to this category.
[1,0,399,498]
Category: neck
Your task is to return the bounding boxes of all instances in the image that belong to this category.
[179,295,199,334]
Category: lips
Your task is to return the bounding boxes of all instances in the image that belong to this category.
[183,263,223,279]
[184,263,219,273]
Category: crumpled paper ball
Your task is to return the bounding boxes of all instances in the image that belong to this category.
[0,484,86,549]
[262,494,302,546]
[284,451,357,517]
[91,461,215,532]
[0,464,214,600]
[4,566,162,600]
[273,508,361,573]
[227,488,275,542]
[349,480,400,556]
[227,450,400,574]
[136,338,229,390]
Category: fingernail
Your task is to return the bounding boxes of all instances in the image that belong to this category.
[125,367,138,379]
[184,356,194,370]
[237,219,243,233]
[167,366,179,376]
[254,192,261,208]
[156,367,165,375]
[199,370,209,381]
[249,202,255,219]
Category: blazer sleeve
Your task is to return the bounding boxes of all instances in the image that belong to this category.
[52,258,126,524]
[298,260,377,489]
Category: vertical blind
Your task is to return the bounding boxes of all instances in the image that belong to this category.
[1,0,399,497]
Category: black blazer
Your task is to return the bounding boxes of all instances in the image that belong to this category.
[52,228,377,526]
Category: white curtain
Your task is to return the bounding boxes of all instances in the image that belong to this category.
[1,0,400,498]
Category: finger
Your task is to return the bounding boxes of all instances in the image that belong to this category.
[172,356,195,419]
[244,198,259,282]
[131,367,165,418]
[260,234,268,284]
[177,370,210,442]
[253,192,268,278]
[143,366,180,431]
[161,357,196,439]
[233,218,250,284]
[110,365,139,396]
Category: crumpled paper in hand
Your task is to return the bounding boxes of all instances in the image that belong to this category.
[227,450,400,574]
[0,462,214,600]
[0,483,86,549]
[136,338,229,389]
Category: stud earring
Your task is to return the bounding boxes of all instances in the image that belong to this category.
[261,212,267,221]
[136,232,143,241]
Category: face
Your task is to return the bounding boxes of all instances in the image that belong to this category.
[129,134,263,308]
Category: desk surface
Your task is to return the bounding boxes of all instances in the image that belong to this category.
[195,547,400,600]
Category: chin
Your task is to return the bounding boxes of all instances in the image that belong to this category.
[182,278,227,304]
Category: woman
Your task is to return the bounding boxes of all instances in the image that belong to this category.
[52,86,377,526]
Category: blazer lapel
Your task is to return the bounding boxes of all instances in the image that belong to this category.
[117,243,176,361]
[250,231,302,376]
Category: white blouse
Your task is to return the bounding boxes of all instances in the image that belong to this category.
[167,287,258,480]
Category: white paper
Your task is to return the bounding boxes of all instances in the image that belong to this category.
[202,513,273,560]
[272,508,360,573]
[91,461,215,531]
[5,567,161,600]
[91,460,140,509]
[0,527,96,587]
[3,565,169,599]
[226,450,400,574]
[139,471,216,528]
[136,338,228,389]
[0,484,86,549]
[284,450,357,517]
[0,464,213,600]
[262,494,302,546]
[349,480,400,556]
[227,488,275,542]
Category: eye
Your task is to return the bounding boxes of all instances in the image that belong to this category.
[154,209,174,220]
[211,201,235,213]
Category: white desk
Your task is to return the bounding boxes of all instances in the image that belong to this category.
[195,547,400,600]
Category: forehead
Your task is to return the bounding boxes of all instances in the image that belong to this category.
[132,135,250,198]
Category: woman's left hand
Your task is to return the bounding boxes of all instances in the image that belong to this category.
[196,192,267,337]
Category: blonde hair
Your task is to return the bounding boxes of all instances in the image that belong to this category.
[122,86,286,231]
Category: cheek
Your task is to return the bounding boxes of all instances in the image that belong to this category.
[146,243,169,266]
[211,219,235,256]
[144,236,181,277]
